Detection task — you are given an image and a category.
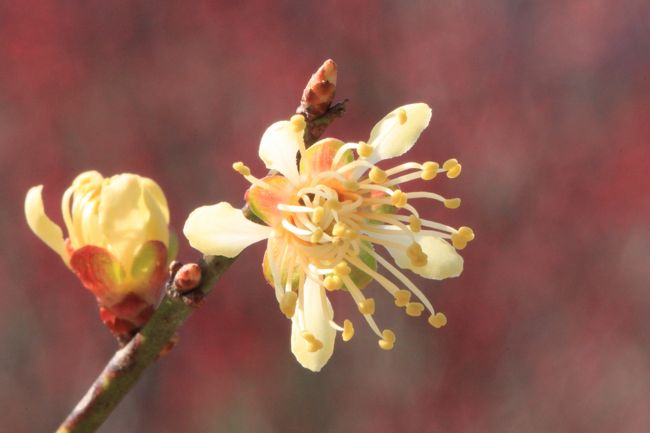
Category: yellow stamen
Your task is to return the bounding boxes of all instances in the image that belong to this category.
[378,329,396,350]
[290,114,306,132]
[409,215,421,233]
[442,158,458,171]
[406,242,423,259]
[410,253,428,267]
[391,190,407,208]
[397,108,407,125]
[279,292,298,319]
[312,206,325,224]
[323,275,343,291]
[344,228,359,240]
[369,166,388,184]
[358,141,373,158]
[334,262,351,276]
[342,319,354,341]
[310,228,324,243]
[343,180,360,191]
[357,298,376,315]
[308,341,323,352]
[451,233,467,250]
[332,222,347,237]
[405,302,425,317]
[446,164,462,179]
[458,226,475,241]
[232,162,251,176]
[326,199,342,211]
[444,198,461,209]
[394,289,411,307]
[428,312,447,328]
[421,161,439,180]
[301,331,324,352]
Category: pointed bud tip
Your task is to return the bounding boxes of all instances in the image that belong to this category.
[318,59,337,85]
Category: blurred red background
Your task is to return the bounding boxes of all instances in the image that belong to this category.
[1,1,649,432]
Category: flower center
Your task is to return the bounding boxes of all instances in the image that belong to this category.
[233,143,474,349]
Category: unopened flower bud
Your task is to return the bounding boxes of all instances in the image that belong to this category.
[25,171,176,341]
[298,59,337,119]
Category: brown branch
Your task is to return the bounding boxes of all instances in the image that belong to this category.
[55,256,234,433]
[55,59,346,433]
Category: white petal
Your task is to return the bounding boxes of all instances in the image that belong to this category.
[382,232,463,280]
[183,202,271,257]
[290,277,336,372]
[99,174,147,269]
[367,103,432,163]
[140,177,170,223]
[24,185,67,261]
[142,181,170,247]
[258,120,301,184]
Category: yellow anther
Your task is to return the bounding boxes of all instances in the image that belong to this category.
[428,312,448,329]
[394,289,412,307]
[343,180,360,191]
[307,341,323,352]
[397,108,408,125]
[442,158,458,171]
[444,198,461,209]
[409,215,421,232]
[410,253,428,267]
[290,114,306,132]
[406,242,423,259]
[382,329,396,343]
[391,190,407,208]
[323,275,343,291]
[405,302,425,317]
[310,228,324,243]
[446,164,462,179]
[311,206,325,224]
[232,161,251,176]
[279,292,298,319]
[458,226,475,241]
[344,228,359,239]
[421,161,439,180]
[342,319,355,342]
[334,262,351,276]
[378,329,396,350]
[369,166,388,184]
[332,222,347,237]
[357,298,376,315]
[451,233,468,250]
[326,199,342,211]
[301,331,323,352]
[358,141,374,158]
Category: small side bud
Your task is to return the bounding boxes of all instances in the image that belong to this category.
[174,263,202,293]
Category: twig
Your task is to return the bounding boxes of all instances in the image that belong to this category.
[55,59,344,433]
[55,256,234,433]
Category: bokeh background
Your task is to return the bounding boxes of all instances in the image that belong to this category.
[1,1,649,432]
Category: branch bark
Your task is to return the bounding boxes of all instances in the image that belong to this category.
[56,256,234,433]
[55,59,345,433]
